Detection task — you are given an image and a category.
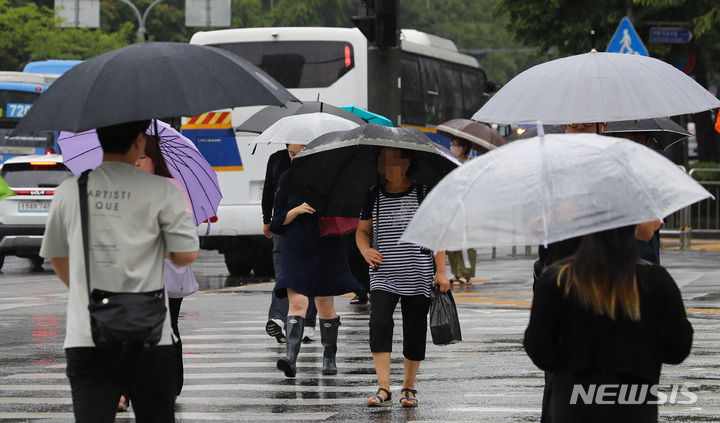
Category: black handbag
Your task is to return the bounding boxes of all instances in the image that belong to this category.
[429,287,462,345]
[79,170,166,350]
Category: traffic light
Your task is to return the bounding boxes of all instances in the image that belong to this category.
[351,0,397,48]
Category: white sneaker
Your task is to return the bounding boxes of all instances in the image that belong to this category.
[302,326,316,342]
[266,318,286,343]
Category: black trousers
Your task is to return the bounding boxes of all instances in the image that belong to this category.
[369,289,430,361]
[168,297,184,396]
[66,345,176,423]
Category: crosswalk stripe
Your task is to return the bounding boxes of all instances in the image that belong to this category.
[0,412,336,421]
[3,286,720,422]
[3,372,439,381]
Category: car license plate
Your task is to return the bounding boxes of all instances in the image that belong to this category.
[18,201,50,213]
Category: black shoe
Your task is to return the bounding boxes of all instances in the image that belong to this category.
[266,319,286,343]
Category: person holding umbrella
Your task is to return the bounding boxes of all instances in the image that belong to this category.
[401,131,708,422]
[269,165,363,378]
[447,137,476,285]
[357,147,450,408]
[262,144,318,344]
[40,120,199,421]
[256,113,361,345]
[134,132,198,401]
[524,224,693,422]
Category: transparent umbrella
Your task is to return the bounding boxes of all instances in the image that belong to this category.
[401,133,712,251]
[253,112,360,145]
[472,51,720,125]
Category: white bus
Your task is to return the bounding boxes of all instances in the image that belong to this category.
[186,26,489,276]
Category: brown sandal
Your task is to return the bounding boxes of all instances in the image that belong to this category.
[400,387,418,407]
[367,387,392,407]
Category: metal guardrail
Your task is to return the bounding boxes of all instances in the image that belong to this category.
[663,167,720,249]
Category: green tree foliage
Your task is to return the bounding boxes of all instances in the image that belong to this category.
[0,0,131,70]
[269,0,353,27]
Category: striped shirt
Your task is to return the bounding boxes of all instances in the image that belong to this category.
[361,184,434,297]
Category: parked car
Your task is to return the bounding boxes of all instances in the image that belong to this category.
[0,154,72,270]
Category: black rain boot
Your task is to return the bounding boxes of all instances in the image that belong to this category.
[277,315,304,377]
[320,316,341,375]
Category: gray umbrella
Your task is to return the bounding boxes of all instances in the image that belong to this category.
[604,117,691,150]
[12,42,298,135]
[234,101,367,133]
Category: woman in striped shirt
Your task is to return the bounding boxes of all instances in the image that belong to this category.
[356,147,450,408]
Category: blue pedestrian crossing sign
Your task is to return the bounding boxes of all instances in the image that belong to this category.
[606,16,648,56]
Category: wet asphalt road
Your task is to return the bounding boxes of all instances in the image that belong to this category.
[1,246,720,422]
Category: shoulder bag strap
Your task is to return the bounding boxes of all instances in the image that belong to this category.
[78,170,92,300]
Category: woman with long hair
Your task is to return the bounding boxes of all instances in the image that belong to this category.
[524,225,693,422]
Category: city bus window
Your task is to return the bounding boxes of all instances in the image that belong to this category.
[211,41,354,89]
[441,66,463,119]
[420,58,442,124]
[400,58,424,125]
[461,72,483,117]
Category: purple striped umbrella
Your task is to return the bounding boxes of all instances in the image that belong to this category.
[58,120,221,226]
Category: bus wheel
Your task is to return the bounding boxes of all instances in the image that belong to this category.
[0,254,4,271]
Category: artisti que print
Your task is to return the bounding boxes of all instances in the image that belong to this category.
[87,189,132,211]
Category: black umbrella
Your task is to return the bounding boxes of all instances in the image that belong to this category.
[283,124,461,217]
[12,42,298,135]
[604,117,691,150]
[234,101,367,133]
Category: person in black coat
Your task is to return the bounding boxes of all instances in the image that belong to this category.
[261,145,317,343]
[524,225,693,423]
[270,171,363,378]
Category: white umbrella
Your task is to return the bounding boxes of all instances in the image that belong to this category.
[472,51,720,125]
[401,133,712,251]
[253,112,360,145]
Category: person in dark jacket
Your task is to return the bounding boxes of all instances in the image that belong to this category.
[262,145,317,343]
[270,171,363,378]
[524,225,693,423]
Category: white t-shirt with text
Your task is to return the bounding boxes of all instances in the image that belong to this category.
[40,161,199,348]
